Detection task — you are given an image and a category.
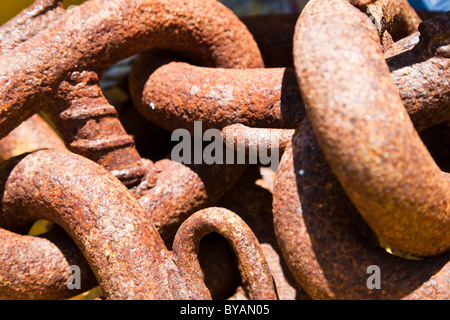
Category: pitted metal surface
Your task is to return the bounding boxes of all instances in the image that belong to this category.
[0,0,448,301]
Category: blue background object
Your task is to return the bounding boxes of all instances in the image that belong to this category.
[408,0,450,11]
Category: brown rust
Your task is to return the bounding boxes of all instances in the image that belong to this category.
[0,149,201,300]
[32,0,262,187]
[0,0,263,141]
[0,0,261,252]
[0,0,66,55]
[414,11,450,59]
[386,29,450,132]
[45,70,152,187]
[172,207,278,300]
[273,119,450,299]
[218,165,310,300]
[0,114,66,161]
[365,0,421,44]
[0,0,263,208]
[0,149,274,300]
[293,0,450,257]
[129,50,302,133]
[0,226,97,300]
[136,158,247,245]
[239,1,421,67]
[0,114,248,299]
[130,41,450,134]
[221,124,294,156]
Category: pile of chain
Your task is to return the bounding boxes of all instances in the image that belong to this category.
[0,0,448,300]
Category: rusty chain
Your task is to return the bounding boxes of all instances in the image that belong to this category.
[0,0,448,300]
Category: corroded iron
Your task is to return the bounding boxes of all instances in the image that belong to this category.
[218,166,310,300]
[0,0,261,241]
[365,0,422,50]
[0,114,66,162]
[0,226,98,300]
[0,114,256,299]
[293,0,450,257]
[129,40,450,134]
[0,0,263,140]
[173,207,278,300]
[273,119,450,299]
[0,149,276,300]
[0,0,448,301]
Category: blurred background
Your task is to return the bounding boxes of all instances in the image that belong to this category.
[1,0,445,26]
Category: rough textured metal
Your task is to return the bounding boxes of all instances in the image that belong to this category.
[0,0,262,279]
[0,0,65,55]
[129,50,302,132]
[0,0,264,141]
[0,150,206,300]
[0,226,97,300]
[238,0,421,67]
[130,43,450,134]
[46,71,152,187]
[240,13,300,67]
[0,108,247,300]
[222,124,294,155]
[0,150,270,300]
[0,0,263,230]
[218,166,310,300]
[365,0,421,46]
[173,207,278,300]
[293,0,450,257]
[0,0,263,188]
[136,158,247,245]
[0,114,66,161]
[386,29,450,132]
[273,119,450,300]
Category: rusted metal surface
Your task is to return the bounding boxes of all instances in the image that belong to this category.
[0,0,448,301]
[129,51,302,132]
[136,158,247,245]
[222,124,294,155]
[365,0,421,45]
[46,71,152,188]
[130,41,450,134]
[0,0,263,141]
[0,226,97,300]
[0,149,198,300]
[387,30,450,132]
[273,119,450,299]
[0,0,65,55]
[414,11,450,59]
[172,207,278,300]
[240,13,300,67]
[239,1,421,66]
[134,158,248,297]
[218,165,310,300]
[0,133,247,300]
[0,114,66,161]
[0,149,273,300]
[293,0,450,258]
[1,0,262,237]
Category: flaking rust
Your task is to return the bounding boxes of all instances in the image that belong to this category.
[293,0,450,258]
[0,0,449,301]
[0,150,276,300]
